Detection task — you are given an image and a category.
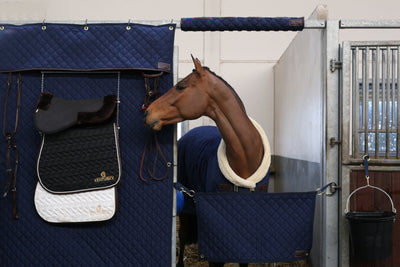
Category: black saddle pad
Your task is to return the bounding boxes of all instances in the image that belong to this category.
[37,122,121,193]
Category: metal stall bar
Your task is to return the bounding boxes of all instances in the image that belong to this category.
[373,47,380,157]
[340,19,400,29]
[382,48,387,156]
[352,47,359,156]
[398,47,400,158]
[362,48,369,154]
[386,47,391,158]
[386,46,391,158]
[392,48,396,142]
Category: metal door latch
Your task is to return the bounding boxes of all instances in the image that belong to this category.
[329,137,342,147]
[330,59,342,72]
[317,182,341,196]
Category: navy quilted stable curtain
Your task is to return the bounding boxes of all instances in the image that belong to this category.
[0,23,175,266]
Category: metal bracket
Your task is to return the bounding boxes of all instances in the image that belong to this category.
[317,182,341,196]
[329,137,342,147]
[330,59,342,72]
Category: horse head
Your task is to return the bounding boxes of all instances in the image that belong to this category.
[144,55,214,131]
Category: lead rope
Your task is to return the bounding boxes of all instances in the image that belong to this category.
[139,131,171,182]
[139,72,171,182]
[2,73,22,219]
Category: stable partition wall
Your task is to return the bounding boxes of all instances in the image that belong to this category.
[273,27,325,266]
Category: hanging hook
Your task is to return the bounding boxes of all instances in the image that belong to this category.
[84,19,89,31]
[126,19,132,30]
[42,19,46,30]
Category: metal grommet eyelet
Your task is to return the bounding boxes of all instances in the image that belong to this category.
[0,26,4,30]
[42,19,46,31]
[83,19,89,31]
[169,26,174,30]
[126,25,131,30]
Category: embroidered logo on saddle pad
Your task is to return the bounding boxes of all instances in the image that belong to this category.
[94,171,114,183]
[90,205,113,216]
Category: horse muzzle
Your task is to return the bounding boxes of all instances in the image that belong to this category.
[143,110,162,131]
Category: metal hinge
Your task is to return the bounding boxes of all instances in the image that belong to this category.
[330,59,342,72]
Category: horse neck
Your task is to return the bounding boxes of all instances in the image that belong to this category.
[206,78,264,179]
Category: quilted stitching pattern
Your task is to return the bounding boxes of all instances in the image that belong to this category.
[34,184,116,223]
[0,23,175,72]
[181,17,304,32]
[196,191,316,263]
[38,122,120,192]
[0,23,175,266]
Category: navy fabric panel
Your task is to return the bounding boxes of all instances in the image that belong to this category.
[0,24,174,266]
[0,23,175,72]
[180,17,304,32]
[196,191,316,263]
[178,126,269,214]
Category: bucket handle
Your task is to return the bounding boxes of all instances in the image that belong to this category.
[345,184,396,214]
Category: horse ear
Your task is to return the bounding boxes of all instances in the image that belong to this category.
[191,54,204,74]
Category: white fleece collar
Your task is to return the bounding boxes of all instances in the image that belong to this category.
[217,118,271,189]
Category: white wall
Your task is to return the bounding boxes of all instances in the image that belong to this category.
[1,0,400,155]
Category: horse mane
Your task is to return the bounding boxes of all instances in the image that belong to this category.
[198,67,247,113]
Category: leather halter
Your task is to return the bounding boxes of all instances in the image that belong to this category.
[2,73,22,219]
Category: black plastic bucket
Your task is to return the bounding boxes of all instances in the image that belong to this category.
[345,182,397,261]
[346,211,396,260]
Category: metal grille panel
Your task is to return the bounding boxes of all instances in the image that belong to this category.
[349,43,400,159]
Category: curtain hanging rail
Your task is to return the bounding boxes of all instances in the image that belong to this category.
[340,19,400,29]
[40,70,121,74]
[0,19,326,29]
[2,19,400,30]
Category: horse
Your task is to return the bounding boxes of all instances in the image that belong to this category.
[144,56,271,267]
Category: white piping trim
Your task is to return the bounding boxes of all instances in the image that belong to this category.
[217,118,271,189]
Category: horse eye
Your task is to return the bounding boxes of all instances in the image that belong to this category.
[176,84,185,91]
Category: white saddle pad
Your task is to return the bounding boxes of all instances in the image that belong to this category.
[34,183,117,223]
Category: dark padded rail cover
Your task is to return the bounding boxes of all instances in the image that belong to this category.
[180,17,304,32]
[0,23,175,266]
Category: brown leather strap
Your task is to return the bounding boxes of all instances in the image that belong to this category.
[2,72,22,219]
[141,72,163,110]
[139,132,171,182]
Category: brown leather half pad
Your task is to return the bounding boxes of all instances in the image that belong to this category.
[35,93,117,134]
[35,92,54,111]
[78,95,117,124]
